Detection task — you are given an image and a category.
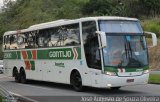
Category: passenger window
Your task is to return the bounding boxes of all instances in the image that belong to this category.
[3,35,10,50]
[36,23,80,47]
[24,32,36,48]
[9,35,18,49]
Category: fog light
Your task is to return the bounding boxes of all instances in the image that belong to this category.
[107,84,112,87]
[143,70,149,74]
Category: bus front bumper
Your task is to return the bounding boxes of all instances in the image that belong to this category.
[101,73,149,88]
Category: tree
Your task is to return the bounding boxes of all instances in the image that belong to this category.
[82,0,113,16]
[139,0,160,17]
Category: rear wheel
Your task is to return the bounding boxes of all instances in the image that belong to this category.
[70,71,83,91]
[20,69,26,84]
[13,69,20,82]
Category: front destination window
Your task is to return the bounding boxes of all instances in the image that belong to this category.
[99,20,148,68]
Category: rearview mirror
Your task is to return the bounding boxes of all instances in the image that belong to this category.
[96,31,107,48]
[144,32,157,48]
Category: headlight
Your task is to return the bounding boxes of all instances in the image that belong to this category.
[105,71,117,76]
[143,70,149,74]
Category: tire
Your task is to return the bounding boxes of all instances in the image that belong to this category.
[0,70,2,74]
[20,70,26,84]
[13,69,20,83]
[70,71,83,92]
[110,87,121,90]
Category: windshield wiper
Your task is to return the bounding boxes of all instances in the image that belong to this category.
[123,36,142,67]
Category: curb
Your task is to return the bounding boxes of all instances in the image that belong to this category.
[9,92,39,102]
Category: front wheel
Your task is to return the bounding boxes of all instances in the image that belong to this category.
[70,71,83,91]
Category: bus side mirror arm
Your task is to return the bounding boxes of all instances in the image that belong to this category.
[96,31,107,48]
[144,32,157,48]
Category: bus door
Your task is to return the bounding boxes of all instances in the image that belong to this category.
[82,21,102,87]
[84,35,102,87]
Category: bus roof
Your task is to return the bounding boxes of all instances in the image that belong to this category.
[3,16,139,36]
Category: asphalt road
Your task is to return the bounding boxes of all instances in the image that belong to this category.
[0,74,160,102]
[150,71,160,74]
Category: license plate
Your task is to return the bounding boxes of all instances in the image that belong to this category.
[127,79,134,83]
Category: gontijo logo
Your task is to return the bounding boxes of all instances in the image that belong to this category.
[48,48,79,59]
[49,51,72,58]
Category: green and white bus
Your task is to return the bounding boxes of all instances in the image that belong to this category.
[3,16,157,91]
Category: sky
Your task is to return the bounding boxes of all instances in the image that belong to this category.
[0,0,3,8]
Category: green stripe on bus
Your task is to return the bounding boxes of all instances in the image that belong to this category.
[37,50,49,59]
[4,52,18,59]
[104,66,149,72]
[76,47,81,59]
[27,51,32,59]
[30,61,35,70]
[3,47,81,60]
[16,51,21,59]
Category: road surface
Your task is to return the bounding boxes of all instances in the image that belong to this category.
[0,74,160,102]
[150,71,160,74]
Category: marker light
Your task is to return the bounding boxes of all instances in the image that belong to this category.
[107,84,112,87]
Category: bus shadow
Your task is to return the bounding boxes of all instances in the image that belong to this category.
[16,79,145,96]
[84,87,145,95]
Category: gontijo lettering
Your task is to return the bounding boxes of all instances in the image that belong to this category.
[49,51,72,58]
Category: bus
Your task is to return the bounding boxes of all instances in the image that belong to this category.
[2,16,157,91]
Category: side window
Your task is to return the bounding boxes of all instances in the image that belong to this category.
[36,23,80,47]
[9,34,18,49]
[24,32,36,48]
[17,33,26,49]
[62,23,80,46]
[82,21,101,69]
[17,31,37,49]
[37,30,50,47]
[4,35,18,50]
[50,23,80,47]
[82,21,97,45]
[3,35,10,50]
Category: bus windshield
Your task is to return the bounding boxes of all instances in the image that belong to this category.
[99,20,148,68]
[102,35,148,68]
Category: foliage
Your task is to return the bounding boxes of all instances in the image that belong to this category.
[139,0,160,17]
[142,18,160,38]
[149,74,160,84]
[0,0,160,60]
